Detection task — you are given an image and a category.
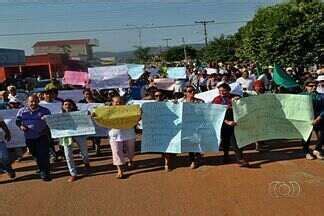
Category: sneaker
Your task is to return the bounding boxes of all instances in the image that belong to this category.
[40,172,52,182]
[306,153,315,160]
[313,150,324,160]
[238,160,250,168]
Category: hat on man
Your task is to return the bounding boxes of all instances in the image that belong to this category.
[316,75,324,82]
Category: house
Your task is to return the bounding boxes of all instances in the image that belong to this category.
[33,39,99,61]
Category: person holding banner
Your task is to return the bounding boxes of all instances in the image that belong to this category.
[60,99,91,182]
[177,85,204,169]
[79,88,102,156]
[154,90,173,171]
[108,96,136,179]
[0,116,16,179]
[212,83,249,167]
[16,95,52,181]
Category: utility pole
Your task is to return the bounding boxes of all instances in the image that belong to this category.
[195,20,215,46]
[182,37,187,62]
[126,24,154,47]
[162,38,172,48]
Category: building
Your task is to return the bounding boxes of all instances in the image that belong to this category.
[0,53,86,82]
[33,39,99,62]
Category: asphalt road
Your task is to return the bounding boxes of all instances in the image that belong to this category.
[1,139,324,216]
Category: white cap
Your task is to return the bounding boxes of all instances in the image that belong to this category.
[286,67,293,71]
[316,75,324,82]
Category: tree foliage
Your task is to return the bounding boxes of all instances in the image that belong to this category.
[201,34,239,62]
[163,46,197,62]
[134,47,151,63]
[236,1,324,66]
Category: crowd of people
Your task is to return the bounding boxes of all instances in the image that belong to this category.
[0,62,323,182]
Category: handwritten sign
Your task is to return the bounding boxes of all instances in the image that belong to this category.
[0,109,26,148]
[195,82,243,103]
[233,94,314,148]
[58,89,84,103]
[45,111,96,138]
[206,68,217,75]
[154,78,175,91]
[141,102,226,153]
[92,105,140,129]
[63,71,89,86]
[127,64,145,80]
[167,67,187,79]
[89,65,129,89]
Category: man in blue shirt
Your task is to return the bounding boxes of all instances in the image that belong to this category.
[16,95,52,181]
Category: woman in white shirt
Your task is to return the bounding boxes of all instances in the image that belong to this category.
[108,96,136,179]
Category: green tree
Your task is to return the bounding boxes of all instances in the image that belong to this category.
[201,34,239,62]
[163,46,197,62]
[134,47,151,63]
[236,1,324,67]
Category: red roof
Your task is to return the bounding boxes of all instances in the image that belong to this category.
[33,39,91,47]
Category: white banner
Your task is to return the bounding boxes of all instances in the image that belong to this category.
[0,109,26,148]
[89,65,130,89]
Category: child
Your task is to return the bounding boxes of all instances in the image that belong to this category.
[60,99,90,182]
[109,96,136,179]
[0,116,15,179]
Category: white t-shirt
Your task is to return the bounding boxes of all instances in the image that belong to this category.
[108,128,136,142]
[236,77,253,90]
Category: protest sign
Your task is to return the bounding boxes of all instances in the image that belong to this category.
[0,109,26,148]
[89,65,129,89]
[167,67,187,79]
[195,82,243,103]
[127,64,145,80]
[63,71,89,86]
[45,111,96,138]
[127,100,155,129]
[141,102,226,153]
[92,105,141,129]
[206,68,217,75]
[40,103,62,114]
[77,103,107,137]
[58,89,84,103]
[233,94,314,148]
[154,78,175,91]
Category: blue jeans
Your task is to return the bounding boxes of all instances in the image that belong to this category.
[63,136,89,176]
[0,141,13,173]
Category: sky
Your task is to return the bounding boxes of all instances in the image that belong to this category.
[0,0,283,54]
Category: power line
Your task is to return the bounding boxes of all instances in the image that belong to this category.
[0,20,248,37]
[195,20,215,46]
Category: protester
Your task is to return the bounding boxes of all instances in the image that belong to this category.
[207,73,219,90]
[7,85,20,102]
[16,95,52,181]
[108,96,136,179]
[301,78,324,160]
[0,117,15,179]
[177,85,204,169]
[236,69,253,91]
[212,83,249,167]
[39,89,62,162]
[60,99,91,182]
[79,89,102,155]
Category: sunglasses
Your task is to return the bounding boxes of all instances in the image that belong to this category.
[155,94,162,97]
[306,84,316,87]
[186,90,194,93]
